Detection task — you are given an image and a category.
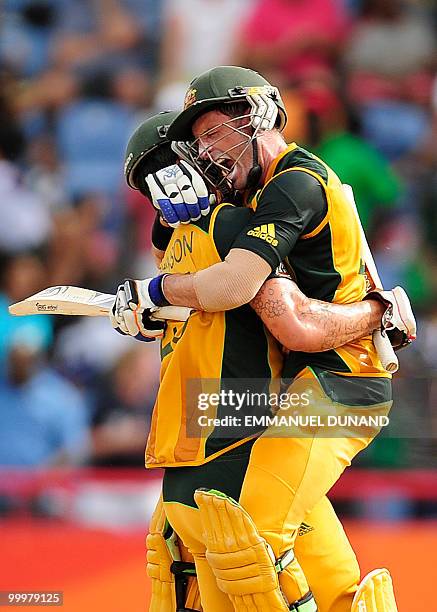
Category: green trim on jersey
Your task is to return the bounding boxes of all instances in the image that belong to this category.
[275,145,329,184]
[311,367,392,405]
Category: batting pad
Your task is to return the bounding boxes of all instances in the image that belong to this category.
[351,568,397,612]
[146,500,176,612]
[194,488,290,611]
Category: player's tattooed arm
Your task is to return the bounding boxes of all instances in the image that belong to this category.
[251,278,385,352]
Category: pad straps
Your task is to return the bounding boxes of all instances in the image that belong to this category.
[272,547,317,612]
[288,590,318,612]
[165,523,198,612]
[171,561,197,612]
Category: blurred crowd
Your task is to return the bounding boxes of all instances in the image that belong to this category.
[1,0,437,470]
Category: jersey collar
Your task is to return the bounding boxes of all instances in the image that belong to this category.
[243,143,298,210]
[264,142,298,185]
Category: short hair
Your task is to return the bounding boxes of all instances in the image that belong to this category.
[214,101,251,119]
[212,100,282,129]
[134,142,178,200]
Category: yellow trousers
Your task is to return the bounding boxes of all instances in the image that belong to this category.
[164,494,359,612]
[163,368,391,611]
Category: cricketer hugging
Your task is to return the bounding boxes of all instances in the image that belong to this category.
[110,66,417,612]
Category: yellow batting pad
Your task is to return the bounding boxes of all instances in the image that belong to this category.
[351,569,397,612]
[194,489,290,611]
[147,498,176,612]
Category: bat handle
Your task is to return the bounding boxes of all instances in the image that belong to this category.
[151,306,192,322]
[373,329,399,374]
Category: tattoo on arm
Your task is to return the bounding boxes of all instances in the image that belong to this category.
[251,285,287,318]
[252,278,383,351]
[297,299,369,351]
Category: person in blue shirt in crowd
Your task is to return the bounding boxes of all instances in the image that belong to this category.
[0,330,89,467]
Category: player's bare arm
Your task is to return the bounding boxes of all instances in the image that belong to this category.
[252,276,384,352]
[161,248,270,311]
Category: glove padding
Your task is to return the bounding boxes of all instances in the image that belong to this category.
[110,279,165,342]
[145,160,213,228]
[248,93,279,131]
[365,286,416,350]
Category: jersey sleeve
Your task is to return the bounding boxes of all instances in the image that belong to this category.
[212,205,253,260]
[231,170,328,269]
[151,214,174,251]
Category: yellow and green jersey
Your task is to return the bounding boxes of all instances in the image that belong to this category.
[232,143,391,380]
[145,204,283,469]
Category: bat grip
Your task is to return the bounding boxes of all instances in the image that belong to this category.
[373,329,399,374]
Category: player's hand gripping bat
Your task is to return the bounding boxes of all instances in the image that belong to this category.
[8,285,192,322]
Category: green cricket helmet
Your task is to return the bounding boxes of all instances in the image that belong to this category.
[124,110,179,189]
[167,66,287,141]
[167,67,287,193]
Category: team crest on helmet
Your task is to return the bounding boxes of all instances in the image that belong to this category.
[184,88,197,109]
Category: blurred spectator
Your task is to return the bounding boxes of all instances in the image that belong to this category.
[280,88,309,145]
[0,0,61,77]
[343,0,436,161]
[55,74,133,200]
[52,0,161,77]
[53,316,148,385]
[90,346,159,466]
[25,135,68,213]
[373,218,434,308]
[0,252,53,364]
[15,69,79,126]
[0,106,52,252]
[0,338,89,466]
[160,0,250,86]
[358,100,430,161]
[112,66,152,110]
[345,0,436,106]
[0,160,52,253]
[307,85,402,229]
[234,0,349,87]
[46,192,119,287]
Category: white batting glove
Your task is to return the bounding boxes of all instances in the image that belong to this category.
[110,278,168,341]
[366,286,417,350]
[248,93,279,131]
[145,161,212,228]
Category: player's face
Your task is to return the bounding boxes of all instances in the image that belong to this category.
[192,110,254,191]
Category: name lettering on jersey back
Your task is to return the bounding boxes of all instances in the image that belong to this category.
[160,231,194,272]
[247,223,278,247]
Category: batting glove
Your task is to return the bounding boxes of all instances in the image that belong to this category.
[365,286,417,350]
[145,161,212,228]
[248,93,279,131]
[110,278,169,341]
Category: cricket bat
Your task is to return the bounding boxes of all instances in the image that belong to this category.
[343,185,398,373]
[8,285,192,322]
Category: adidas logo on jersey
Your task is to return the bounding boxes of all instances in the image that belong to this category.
[247,224,278,246]
[298,522,314,537]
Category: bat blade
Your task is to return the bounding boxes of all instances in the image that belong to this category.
[8,285,192,322]
[9,286,114,316]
